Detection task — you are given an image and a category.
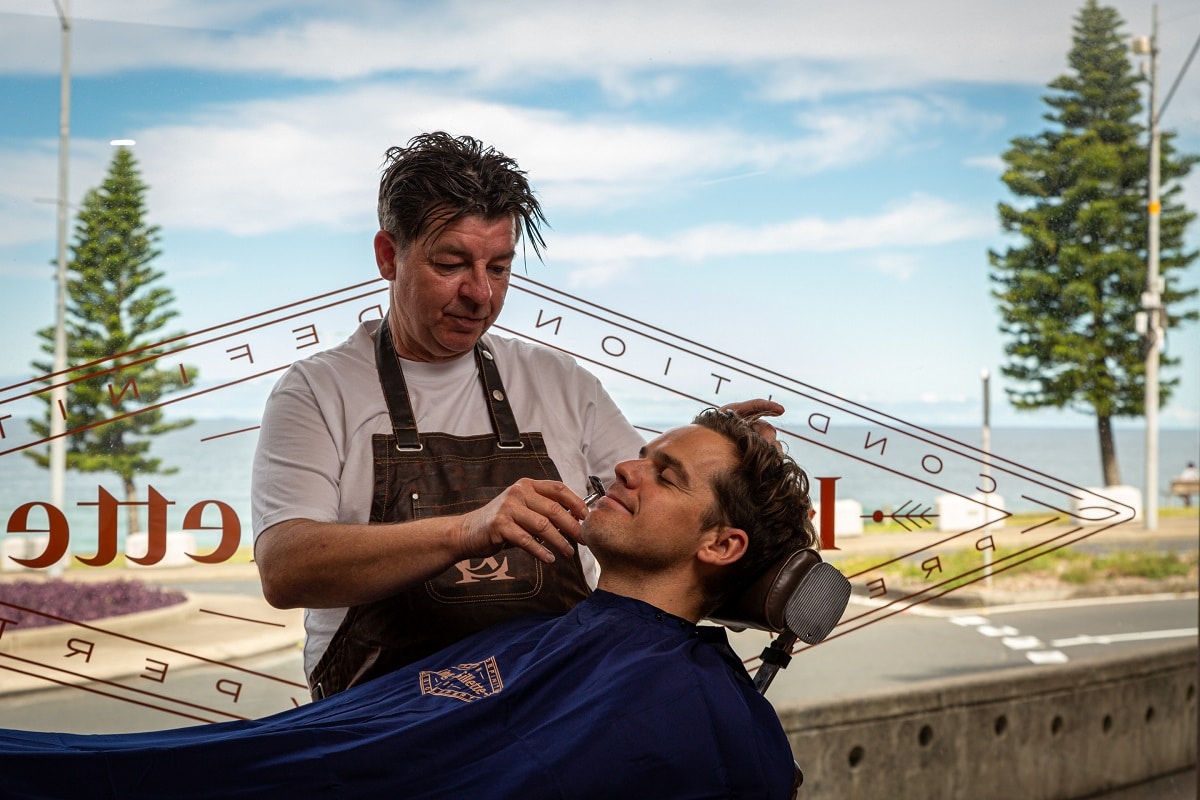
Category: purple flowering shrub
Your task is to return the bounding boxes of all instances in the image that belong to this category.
[0,580,186,630]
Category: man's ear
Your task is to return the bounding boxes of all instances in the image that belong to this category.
[374,230,399,280]
[696,526,748,568]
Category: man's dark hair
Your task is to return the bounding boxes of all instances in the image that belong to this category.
[377,131,547,259]
[693,408,817,603]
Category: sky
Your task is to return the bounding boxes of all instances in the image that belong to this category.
[1,0,1198,438]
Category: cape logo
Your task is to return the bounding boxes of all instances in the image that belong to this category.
[419,655,504,703]
[454,556,514,584]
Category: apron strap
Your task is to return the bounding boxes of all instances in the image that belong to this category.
[374,316,523,450]
[375,321,423,451]
[474,342,524,449]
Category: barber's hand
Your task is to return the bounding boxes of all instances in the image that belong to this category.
[720,398,785,449]
[455,478,587,564]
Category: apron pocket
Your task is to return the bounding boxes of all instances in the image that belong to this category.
[412,486,545,603]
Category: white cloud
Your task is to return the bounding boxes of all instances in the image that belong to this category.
[4,0,1194,126]
[548,193,993,282]
[0,0,318,29]
[0,139,116,248]
[871,253,919,281]
[0,81,975,244]
[965,155,1005,173]
[786,95,1004,170]
[565,260,635,291]
[2,2,1192,248]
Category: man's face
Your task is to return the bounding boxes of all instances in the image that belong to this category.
[375,214,516,363]
[583,425,736,572]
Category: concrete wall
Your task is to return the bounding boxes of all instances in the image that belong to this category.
[778,641,1197,799]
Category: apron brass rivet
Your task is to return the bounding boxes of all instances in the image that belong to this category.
[481,349,494,360]
[492,389,505,402]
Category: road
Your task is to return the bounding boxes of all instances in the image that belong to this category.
[728,593,1197,707]
[2,587,1194,735]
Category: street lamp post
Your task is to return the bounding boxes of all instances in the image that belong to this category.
[49,0,71,574]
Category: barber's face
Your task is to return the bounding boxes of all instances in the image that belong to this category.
[375,214,516,362]
[583,425,735,570]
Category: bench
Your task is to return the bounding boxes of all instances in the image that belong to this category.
[1169,479,1199,506]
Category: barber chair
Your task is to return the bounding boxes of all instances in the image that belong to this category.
[708,548,852,796]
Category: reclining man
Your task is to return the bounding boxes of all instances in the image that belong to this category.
[0,408,818,800]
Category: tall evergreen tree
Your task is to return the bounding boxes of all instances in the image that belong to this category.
[27,147,197,536]
[989,0,1197,486]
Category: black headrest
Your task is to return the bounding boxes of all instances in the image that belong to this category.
[707,548,851,645]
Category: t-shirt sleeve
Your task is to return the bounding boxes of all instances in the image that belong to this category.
[251,369,345,540]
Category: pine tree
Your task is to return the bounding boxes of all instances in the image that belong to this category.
[989,0,1197,486]
[27,147,198,536]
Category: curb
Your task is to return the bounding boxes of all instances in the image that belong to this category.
[0,595,199,652]
[848,579,1200,611]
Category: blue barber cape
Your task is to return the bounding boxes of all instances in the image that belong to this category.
[0,591,796,799]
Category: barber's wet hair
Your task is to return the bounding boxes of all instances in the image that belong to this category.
[377,131,547,259]
[692,408,817,603]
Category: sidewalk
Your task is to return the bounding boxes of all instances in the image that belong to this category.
[825,510,1199,558]
[822,511,1199,604]
[0,564,304,698]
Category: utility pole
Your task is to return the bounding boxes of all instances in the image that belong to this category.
[1142,5,1162,533]
[981,368,992,590]
[1132,7,1162,531]
[49,0,71,574]
[981,368,991,487]
[1132,7,1200,529]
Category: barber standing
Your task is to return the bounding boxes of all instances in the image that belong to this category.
[252,132,781,699]
[252,132,648,698]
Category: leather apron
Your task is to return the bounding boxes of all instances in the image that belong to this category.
[309,323,590,698]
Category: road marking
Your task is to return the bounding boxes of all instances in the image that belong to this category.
[1002,636,1044,650]
[1050,628,1198,648]
[977,625,1020,638]
[945,607,1198,667]
[952,615,1072,664]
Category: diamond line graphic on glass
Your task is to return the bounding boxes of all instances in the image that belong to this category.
[0,274,1138,704]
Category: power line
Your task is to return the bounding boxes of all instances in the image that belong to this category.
[1158,28,1200,120]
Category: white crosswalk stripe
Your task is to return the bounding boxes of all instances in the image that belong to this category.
[977,625,1020,638]
[950,616,1070,663]
[1001,636,1044,650]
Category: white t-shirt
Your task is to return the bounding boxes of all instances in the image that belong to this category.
[252,319,645,676]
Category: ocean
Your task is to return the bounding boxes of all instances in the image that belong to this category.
[0,418,1196,558]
